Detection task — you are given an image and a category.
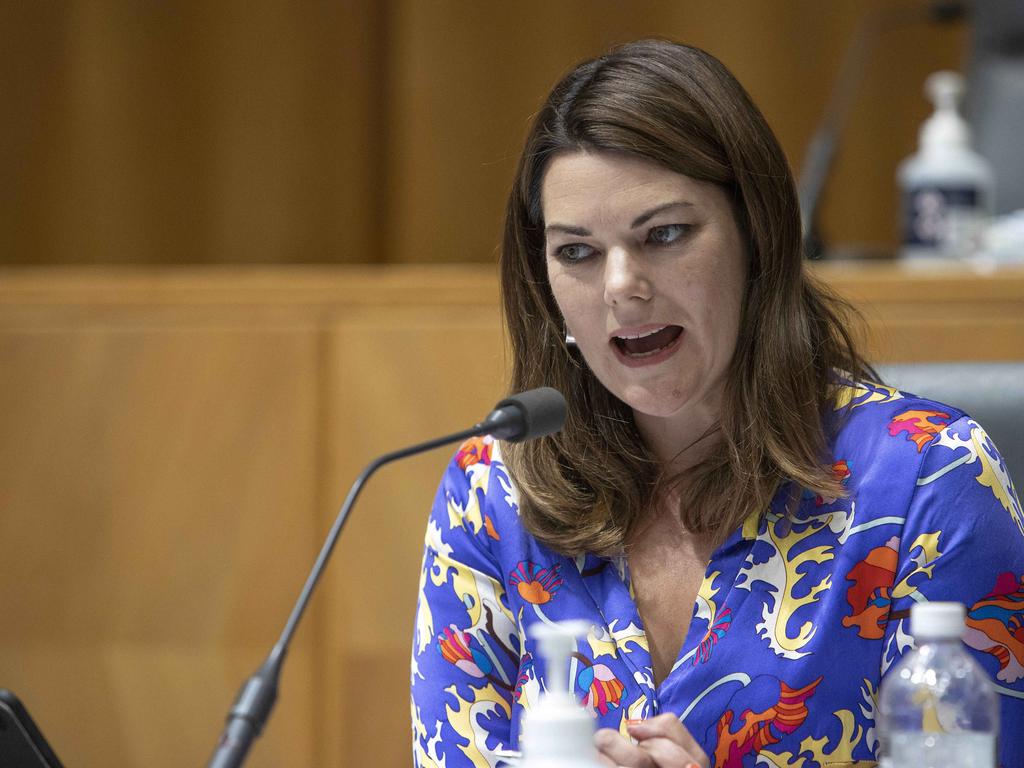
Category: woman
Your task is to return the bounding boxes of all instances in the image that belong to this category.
[411,40,1024,768]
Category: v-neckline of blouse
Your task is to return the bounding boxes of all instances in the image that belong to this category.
[573,505,765,708]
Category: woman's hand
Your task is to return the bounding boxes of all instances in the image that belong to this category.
[594,714,709,768]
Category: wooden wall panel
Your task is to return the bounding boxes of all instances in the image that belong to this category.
[0,317,323,765]
[385,0,966,265]
[0,263,1019,767]
[2,1,965,266]
[321,310,506,768]
[1,1,385,265]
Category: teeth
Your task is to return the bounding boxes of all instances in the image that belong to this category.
[614,326,667,341]
[625,346,663,358]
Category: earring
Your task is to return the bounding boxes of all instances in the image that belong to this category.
[564,328,577,349]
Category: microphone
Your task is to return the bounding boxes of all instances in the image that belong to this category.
[206,387,566,768]
[481,387,569,442]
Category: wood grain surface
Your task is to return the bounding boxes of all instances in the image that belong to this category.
[0,262,1020,766]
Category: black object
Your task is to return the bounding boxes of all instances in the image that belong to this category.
[0,690,64,768]
[482,387,569,443]
[206,387,567,768]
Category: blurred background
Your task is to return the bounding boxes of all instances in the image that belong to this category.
[1,2,1021,768]
[1,0,974,267]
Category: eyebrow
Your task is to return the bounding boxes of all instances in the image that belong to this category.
[544,201,694,237]
[630,201,693,229]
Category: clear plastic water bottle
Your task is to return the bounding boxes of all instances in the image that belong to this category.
[879,602,998,768]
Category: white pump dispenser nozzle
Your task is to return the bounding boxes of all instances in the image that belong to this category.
[920,71,969,151]
[519,620,604,768]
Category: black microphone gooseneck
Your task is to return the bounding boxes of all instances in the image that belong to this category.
[207,387,567,768]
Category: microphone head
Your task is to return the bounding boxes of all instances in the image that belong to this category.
[485,387,567,443]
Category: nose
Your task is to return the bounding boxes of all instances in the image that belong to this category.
[603,246,652,306]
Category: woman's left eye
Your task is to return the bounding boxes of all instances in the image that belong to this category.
[647,224,689,245]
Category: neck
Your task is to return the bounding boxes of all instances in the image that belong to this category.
[627,474,717,551]
[632,399,723,475]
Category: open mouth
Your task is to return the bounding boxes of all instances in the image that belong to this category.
[611,325,684,358]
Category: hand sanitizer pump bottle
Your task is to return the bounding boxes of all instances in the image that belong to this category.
[898,71,994,260]
[519,620,604,768]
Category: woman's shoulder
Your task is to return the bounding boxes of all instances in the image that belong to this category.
[429,437,531,567]
[829,377,972,462]
[439,436,519,519]
[828,377,1021,529]
[823,377,972,507]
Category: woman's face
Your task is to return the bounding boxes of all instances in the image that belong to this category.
[542,151,747,431]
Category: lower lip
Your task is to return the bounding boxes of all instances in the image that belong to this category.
[610,329,684,368]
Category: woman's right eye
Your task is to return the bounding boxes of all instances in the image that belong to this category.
[554,243,596,263]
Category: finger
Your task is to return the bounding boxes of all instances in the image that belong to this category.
[594,727,656,768]
[637,736,700,768]
[627,714,709,768]
[626,713,686,740]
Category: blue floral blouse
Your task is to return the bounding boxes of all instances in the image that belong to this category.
[410,381,1024,767]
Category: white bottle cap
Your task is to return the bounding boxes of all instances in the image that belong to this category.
[530,620,591,695]
[910,601,965,640]
[520,620,603,768]
[920,71,970,151]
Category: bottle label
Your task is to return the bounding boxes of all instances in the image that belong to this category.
[888,731,995,768]
[902,186,981,250]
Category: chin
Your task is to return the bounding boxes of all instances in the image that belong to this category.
[614,381,692,419]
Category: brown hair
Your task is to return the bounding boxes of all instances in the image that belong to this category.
[500,40,873,556]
